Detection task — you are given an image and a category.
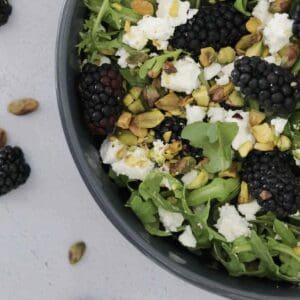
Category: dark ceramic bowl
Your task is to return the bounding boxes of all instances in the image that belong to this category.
[56,1,300,299]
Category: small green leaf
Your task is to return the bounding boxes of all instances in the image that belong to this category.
[234,0,251,16]
[274,219,297,247]
[187,178,240,206]
[181,122,239,173]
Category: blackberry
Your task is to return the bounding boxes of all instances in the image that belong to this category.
[292,4,300,38]
[0,146,30,196]
[231,56,300,115]
[170,3,248,56]
[0,0,12,26]
[78,63,125,136]
[154,117,203,160]
[242,150,300,218]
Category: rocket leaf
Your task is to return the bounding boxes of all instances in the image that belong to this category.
[181,121,238,173]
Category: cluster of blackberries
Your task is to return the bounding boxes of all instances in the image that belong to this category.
[170,3,248,56]
[231,56,300,115]
[242,150,300,218]
[293,4,300,37]
[0,146,30,196]
[0,0,12,27]
[154,117,203,160]
[78,63,125,136]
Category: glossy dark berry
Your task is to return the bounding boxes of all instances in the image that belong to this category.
[154,117,203,160]
[231,57,300,115]
[0,146,30,196]
[242,150,300,218]
[0,0,12,27]
[170,3,248,56]
[78,63,125,136]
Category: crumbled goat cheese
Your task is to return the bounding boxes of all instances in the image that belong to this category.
[115,48,138,69]
[204,62,222,80]
[100,137,124,164]
[187,8,198,19]
[156,0,191,27]
[112,147,154,181]
[225,110,255,150]
[252,0,273,27]
[158,207,184,232]
[151,139,167,164]
[185,105,206,124]
[123,26,148,50]
[181,170,198,185]
[221,62,235,77]
[98,56,111,66]
[178,225,197,248]
[161,57,201,94]
[238,200,261,221]
[207,107,227,123]
[215,204,251,242]
[263,13,293,54]
[271,117,288,136]
[215,74,230,86]
[264,55,281,65]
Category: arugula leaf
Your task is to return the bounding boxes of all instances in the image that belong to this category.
[187,178,240,206]
[139,171,181,212]
[273,219,297,247]
[109,168,131,188]
[249,231,279,276]
[120,68,150,87]
[139,50,182,79]
[181,122,239,173]
[234,0,251,16]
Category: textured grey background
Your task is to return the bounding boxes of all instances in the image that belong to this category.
[0,0,225,299]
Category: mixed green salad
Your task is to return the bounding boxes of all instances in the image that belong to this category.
[77,0,300,283]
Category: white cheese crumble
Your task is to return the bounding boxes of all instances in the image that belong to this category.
[224,110,255,150]
[98,56,111,66]
[161,177,172,190]
[181,170,198,185]
[115,48,138,69]
[151,139,167,164]
[100,137,124,164]
[161,57,201,94]
[215,74,230,86]
[215,204,251,242]
[207,108,254,150]
[178,225,197,248]
[207,107,227,123]
[263,55,281,65]
[185,104,206,124]
[122,26,148,50]
[263,13,293,54]
[271,117,288,136]
[156,0,191,27]
[158,207,184,232]
[252,0,273,27]
[204,62,222,80]
[138,16,175,42]
[111,147,154,181]
[238,200,261,221]
[215,62,235,85]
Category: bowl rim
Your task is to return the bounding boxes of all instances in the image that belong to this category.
[55,1,297,299]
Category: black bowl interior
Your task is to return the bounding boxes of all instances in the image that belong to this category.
[56,1,300,299]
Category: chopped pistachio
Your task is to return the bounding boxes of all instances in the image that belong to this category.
[245,41,263,57]
[219,162,240,178]
[116,129,138,146]
[199,47,217,67]
[238,181,250,204]
[235,32,262,55]
[186,170,209,189]
[238,141,254,158]
[163,131,172,143]
[279,44,299,69]
[249,110,266,126]
[251,123,274,143]
[269,0,291,13]
[117,112,132,129]
[68,241,86,265]
[192,86,210,106]
[226,90,245,107]
[170,156,196,176]
[129,123,148,138]
[246,17,262,33]
[143,85,160,107]
[128,99,145,114]
[254,142,275,151]
[293,246,300,256]
[132,109,165,128]
[217,47,236,64]
[276,135,292,151]
[155,92,180,111]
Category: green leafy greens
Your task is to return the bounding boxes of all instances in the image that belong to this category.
[181,121,239,173]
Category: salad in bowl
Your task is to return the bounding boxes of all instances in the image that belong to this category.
[77,0,300,283]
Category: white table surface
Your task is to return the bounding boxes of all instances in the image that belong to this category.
[0,1,226,299]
